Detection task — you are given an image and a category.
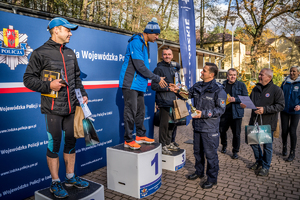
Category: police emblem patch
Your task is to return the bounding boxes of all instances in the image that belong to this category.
[220,99,225,108]
[265,93,270,97]
[294,86,299,91]
[208,111,212,117]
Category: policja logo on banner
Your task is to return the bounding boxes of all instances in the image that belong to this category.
[0,25,33,70]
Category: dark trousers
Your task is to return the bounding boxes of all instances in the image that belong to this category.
[171,124,178,143]
[281,112,300,152]
[159,107,172,146]
[122,88,146,143]
[45,113,76,158]
[193,131,219,183]
[219,113,242,153]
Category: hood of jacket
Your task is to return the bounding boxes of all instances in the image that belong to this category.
[283,75,300,84]
[128,33,146,46]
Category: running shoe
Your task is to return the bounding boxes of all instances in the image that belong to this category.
[136,136,154,144]
[124,141,141,150]
[167,143,180,151]
[162,146,172,155]
[50,181,68,199]
[65,174,89,188]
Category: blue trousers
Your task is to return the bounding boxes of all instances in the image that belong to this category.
[193,131,219,183]
[250,131,274,169]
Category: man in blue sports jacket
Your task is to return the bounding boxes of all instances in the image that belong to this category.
[171,63,227,189]
[119,18,167,150]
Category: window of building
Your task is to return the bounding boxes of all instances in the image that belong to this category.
[209,47,214,52]
[218,46,222,53]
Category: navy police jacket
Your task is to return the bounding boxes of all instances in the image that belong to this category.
[119,33,160,92]
[222,80,248,119]
[281,76,300,115]
[189,79,227,133]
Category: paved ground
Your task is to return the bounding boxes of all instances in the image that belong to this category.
[25,109,300,200]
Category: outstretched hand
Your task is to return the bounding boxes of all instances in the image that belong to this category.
[159,77,168,88]
[192,110,202,118]
[169,83,179,92]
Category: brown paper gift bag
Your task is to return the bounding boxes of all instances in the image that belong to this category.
[74,106,85,138]
[173,99,189,120]
[273,120,280,138]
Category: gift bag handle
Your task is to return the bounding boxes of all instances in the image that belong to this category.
[254,114,263,125]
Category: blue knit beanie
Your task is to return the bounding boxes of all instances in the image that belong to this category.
[144,18,160,34]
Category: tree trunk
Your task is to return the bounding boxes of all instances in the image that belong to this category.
[109,0,112,26]
[156,0,165,15]
[161,0,171,24]
[89,1,95,22]
[166,0,174,30]
[222,0,232,54]
[47,0,54,13]
[199,0,205,48]
[118,0,123,28]
[105,0,110,26]
[81,0,88,21]
[124,0,130,30]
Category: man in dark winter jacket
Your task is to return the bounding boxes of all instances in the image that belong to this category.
[119,18,167,150]
[23,17,88,198]
[219,68,248,159]
[241,68,284,176]
[176,63,227,189]
[152,48,181,155]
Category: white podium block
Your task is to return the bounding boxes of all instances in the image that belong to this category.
[35,178,104,200]
[107,143,162,199]
[162,149,186,171]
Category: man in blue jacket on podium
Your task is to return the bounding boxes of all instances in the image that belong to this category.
[119,18,167,150]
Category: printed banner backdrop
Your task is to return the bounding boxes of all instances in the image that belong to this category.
[0,11,157,200]
[178,0,197,123]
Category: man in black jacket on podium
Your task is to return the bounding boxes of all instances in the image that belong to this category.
[23,17,89,199]
[152,48,181,155]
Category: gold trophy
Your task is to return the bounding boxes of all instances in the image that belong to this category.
[177,85,200,117]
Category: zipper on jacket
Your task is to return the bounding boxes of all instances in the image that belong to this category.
[51,98,54,110]
[134,72,137,81]
[60,45,71,114]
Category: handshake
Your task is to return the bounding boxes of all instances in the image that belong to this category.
[169,83,201,118]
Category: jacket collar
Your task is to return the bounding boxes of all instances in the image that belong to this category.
[256,80,273,92]
[195,79,218,93]
[45,38,65,50]
[128,33,146,46]
[284,75,300,84]
[223,79,237,86]
[161,60,171,66]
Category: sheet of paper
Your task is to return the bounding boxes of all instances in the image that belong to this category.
[75,89,92,118]
[238,95,257,109]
